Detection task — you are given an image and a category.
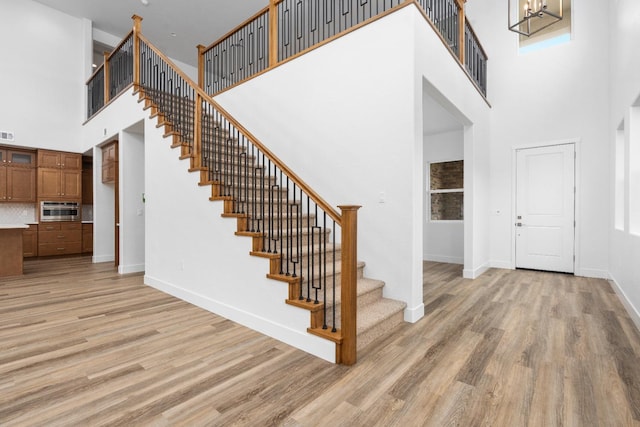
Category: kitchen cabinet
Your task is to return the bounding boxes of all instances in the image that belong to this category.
[0,225,28,276]
[82,223,93,253]
[23,224,38,258]
[37,150,82,200]
[102,142,118,183]
[37,150,82,170]
[38,222,82,256]
[0,148,36,202]
[37,168,82,199]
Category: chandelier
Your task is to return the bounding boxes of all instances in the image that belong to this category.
[508,0,563,37]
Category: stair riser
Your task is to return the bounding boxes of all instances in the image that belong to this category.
[260,230,332,248]
[326,287,384,329]
[357,310,405,351]
[217,184,288,197]
[238,216,319,231]
[277,250,342,275]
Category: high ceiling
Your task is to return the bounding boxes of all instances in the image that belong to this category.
[32,0,268,67]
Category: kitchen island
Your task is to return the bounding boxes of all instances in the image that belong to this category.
[0,224,29,277]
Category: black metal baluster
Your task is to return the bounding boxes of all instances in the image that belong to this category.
[261,153,266,250]
[332,220,337,332]
[312,203,319,304]
[285,176,291,276]
[322,211,327,329]
[306,195,311,302]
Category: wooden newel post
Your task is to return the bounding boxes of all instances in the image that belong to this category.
[269,0,278,67]
[197,44,206,89]
[132,15,143,89]
[457,0,466,65]
[339,205,361,366]
[103,51,110,104]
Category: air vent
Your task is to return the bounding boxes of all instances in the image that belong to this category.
[0,131,15,142]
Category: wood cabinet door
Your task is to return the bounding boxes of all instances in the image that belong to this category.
[0,167,7,201]
[23,225,38,257]
[38,168,61,198]
[7,150,35,168]
[60,152,82,170]
[7,167,36,202]
[60,170,82,199]
[38,150,61,168]
[82,224,93,253]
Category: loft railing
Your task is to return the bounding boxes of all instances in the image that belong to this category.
[200,0,488,97]
[198,9,270,96]
[85,32,134,119]
[86,65,105,118]
[85,16,360,365]
[464,19,487,96]
[275,0,404,62]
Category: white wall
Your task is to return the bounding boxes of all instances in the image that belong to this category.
[466,0,610,278]
[82,88,147,263]
[0,0,85,152]
[423,129,464,264]
[215,4,491,322]
[608,0,640,328]
[142,113,336,363]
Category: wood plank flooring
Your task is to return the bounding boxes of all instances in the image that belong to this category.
[1,257,639,426]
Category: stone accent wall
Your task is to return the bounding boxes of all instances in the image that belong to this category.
[431,192,463,221]
[430,160,463,190]
[430,160,463,221]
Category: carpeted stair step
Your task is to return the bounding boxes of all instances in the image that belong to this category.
[356,298,407,351]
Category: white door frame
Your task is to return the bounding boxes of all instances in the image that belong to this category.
[510,138,581,273]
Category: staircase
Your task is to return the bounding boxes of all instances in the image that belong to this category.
[134,82,406,360]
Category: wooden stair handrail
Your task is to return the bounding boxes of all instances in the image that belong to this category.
[137,32,343,225]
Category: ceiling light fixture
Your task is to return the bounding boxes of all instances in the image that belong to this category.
[140,0,149,6]
[508,0,563,37]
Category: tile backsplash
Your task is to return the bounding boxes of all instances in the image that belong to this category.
[0,203,37,224]
[82,204,93,221]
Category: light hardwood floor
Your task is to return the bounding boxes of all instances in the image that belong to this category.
[1,257,639,426]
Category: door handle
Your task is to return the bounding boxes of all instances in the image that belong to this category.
[515,222,523,227]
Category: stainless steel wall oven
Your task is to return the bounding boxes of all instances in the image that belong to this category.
[40,201,80,222]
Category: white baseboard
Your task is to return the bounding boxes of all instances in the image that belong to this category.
[404,303,425,323]
[575,268,609,279]
[93,254,114,263]
[608,273,640,333]
[463,262,489,279]
[119,263,145,274]
[144,275,336,363]
[490,260,513,270]
[423,254,463,265]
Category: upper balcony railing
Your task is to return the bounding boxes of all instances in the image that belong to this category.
[199,0,487,98]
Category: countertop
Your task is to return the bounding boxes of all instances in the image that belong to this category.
[0,224,29,229]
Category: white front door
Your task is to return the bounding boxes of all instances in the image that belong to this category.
[515,144,575,273]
